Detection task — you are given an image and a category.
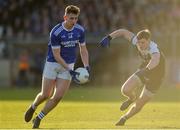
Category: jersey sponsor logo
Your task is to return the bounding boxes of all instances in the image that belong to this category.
[61,40,79,47]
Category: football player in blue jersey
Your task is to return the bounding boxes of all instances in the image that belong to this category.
[100,29,165,126]
[24,5,90,128]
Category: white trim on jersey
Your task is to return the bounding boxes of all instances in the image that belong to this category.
[79,42,86,46]
[51,46,61,49]
[54,26,63,36]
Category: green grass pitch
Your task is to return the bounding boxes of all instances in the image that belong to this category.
[0,86,180,129]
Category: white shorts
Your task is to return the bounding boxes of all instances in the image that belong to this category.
[43,61,74,80]
[140,87,155,98]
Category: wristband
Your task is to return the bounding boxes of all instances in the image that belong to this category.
[108,35,112,40]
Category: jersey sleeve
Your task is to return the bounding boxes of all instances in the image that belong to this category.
[50,32,61,49]
[149,42,160,54]
[79,30,85,45]
[131,35,137,45]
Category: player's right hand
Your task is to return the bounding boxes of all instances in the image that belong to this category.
[85,66,90,74]
[85,66,90,81]
[99,35,112,47]
[136,68,150,83]
[69,70,80,83]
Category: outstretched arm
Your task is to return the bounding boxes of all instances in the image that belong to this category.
[99,29,135,47]
[79,44,89,68]
[109,29,134,42]
[79,44,90,73]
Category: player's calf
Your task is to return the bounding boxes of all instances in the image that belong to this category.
[120,99,134,111]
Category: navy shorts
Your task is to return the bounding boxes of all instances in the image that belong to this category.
[135,69,164,93]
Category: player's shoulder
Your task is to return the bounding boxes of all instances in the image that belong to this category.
[131,35,137,45]
[50,23,64,36]
[150,41,158,48]
[74,23,85,32]
[149,41,160,53]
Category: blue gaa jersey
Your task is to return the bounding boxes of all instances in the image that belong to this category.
[47,22,85,64]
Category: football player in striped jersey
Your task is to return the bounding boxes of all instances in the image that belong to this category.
[100,29,165,126]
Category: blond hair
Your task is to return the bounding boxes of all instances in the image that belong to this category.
[137,29,151,40]
[65,5,80,15]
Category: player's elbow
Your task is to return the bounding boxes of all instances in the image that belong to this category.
[116,29,127,36]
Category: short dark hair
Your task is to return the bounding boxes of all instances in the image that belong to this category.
[65,5,80,15]
[137,29,151,40]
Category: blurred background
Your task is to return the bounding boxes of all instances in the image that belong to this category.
[0,0,180,88]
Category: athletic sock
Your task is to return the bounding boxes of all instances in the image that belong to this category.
[37,111,46,120]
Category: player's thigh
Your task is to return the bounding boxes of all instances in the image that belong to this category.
[53,78,71,98]
[121,73,142,92]
[41,77,56,97]
[57,63,74,80]
[137,87,154,106]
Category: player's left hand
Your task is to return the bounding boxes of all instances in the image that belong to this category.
[85,66,90,74]
[85,66,90,81]
[138,68,150,83]
[99,35,112,47]
[69,70,80,83]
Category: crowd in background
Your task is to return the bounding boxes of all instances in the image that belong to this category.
[0,0,180,39]
[16,48,45,86]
